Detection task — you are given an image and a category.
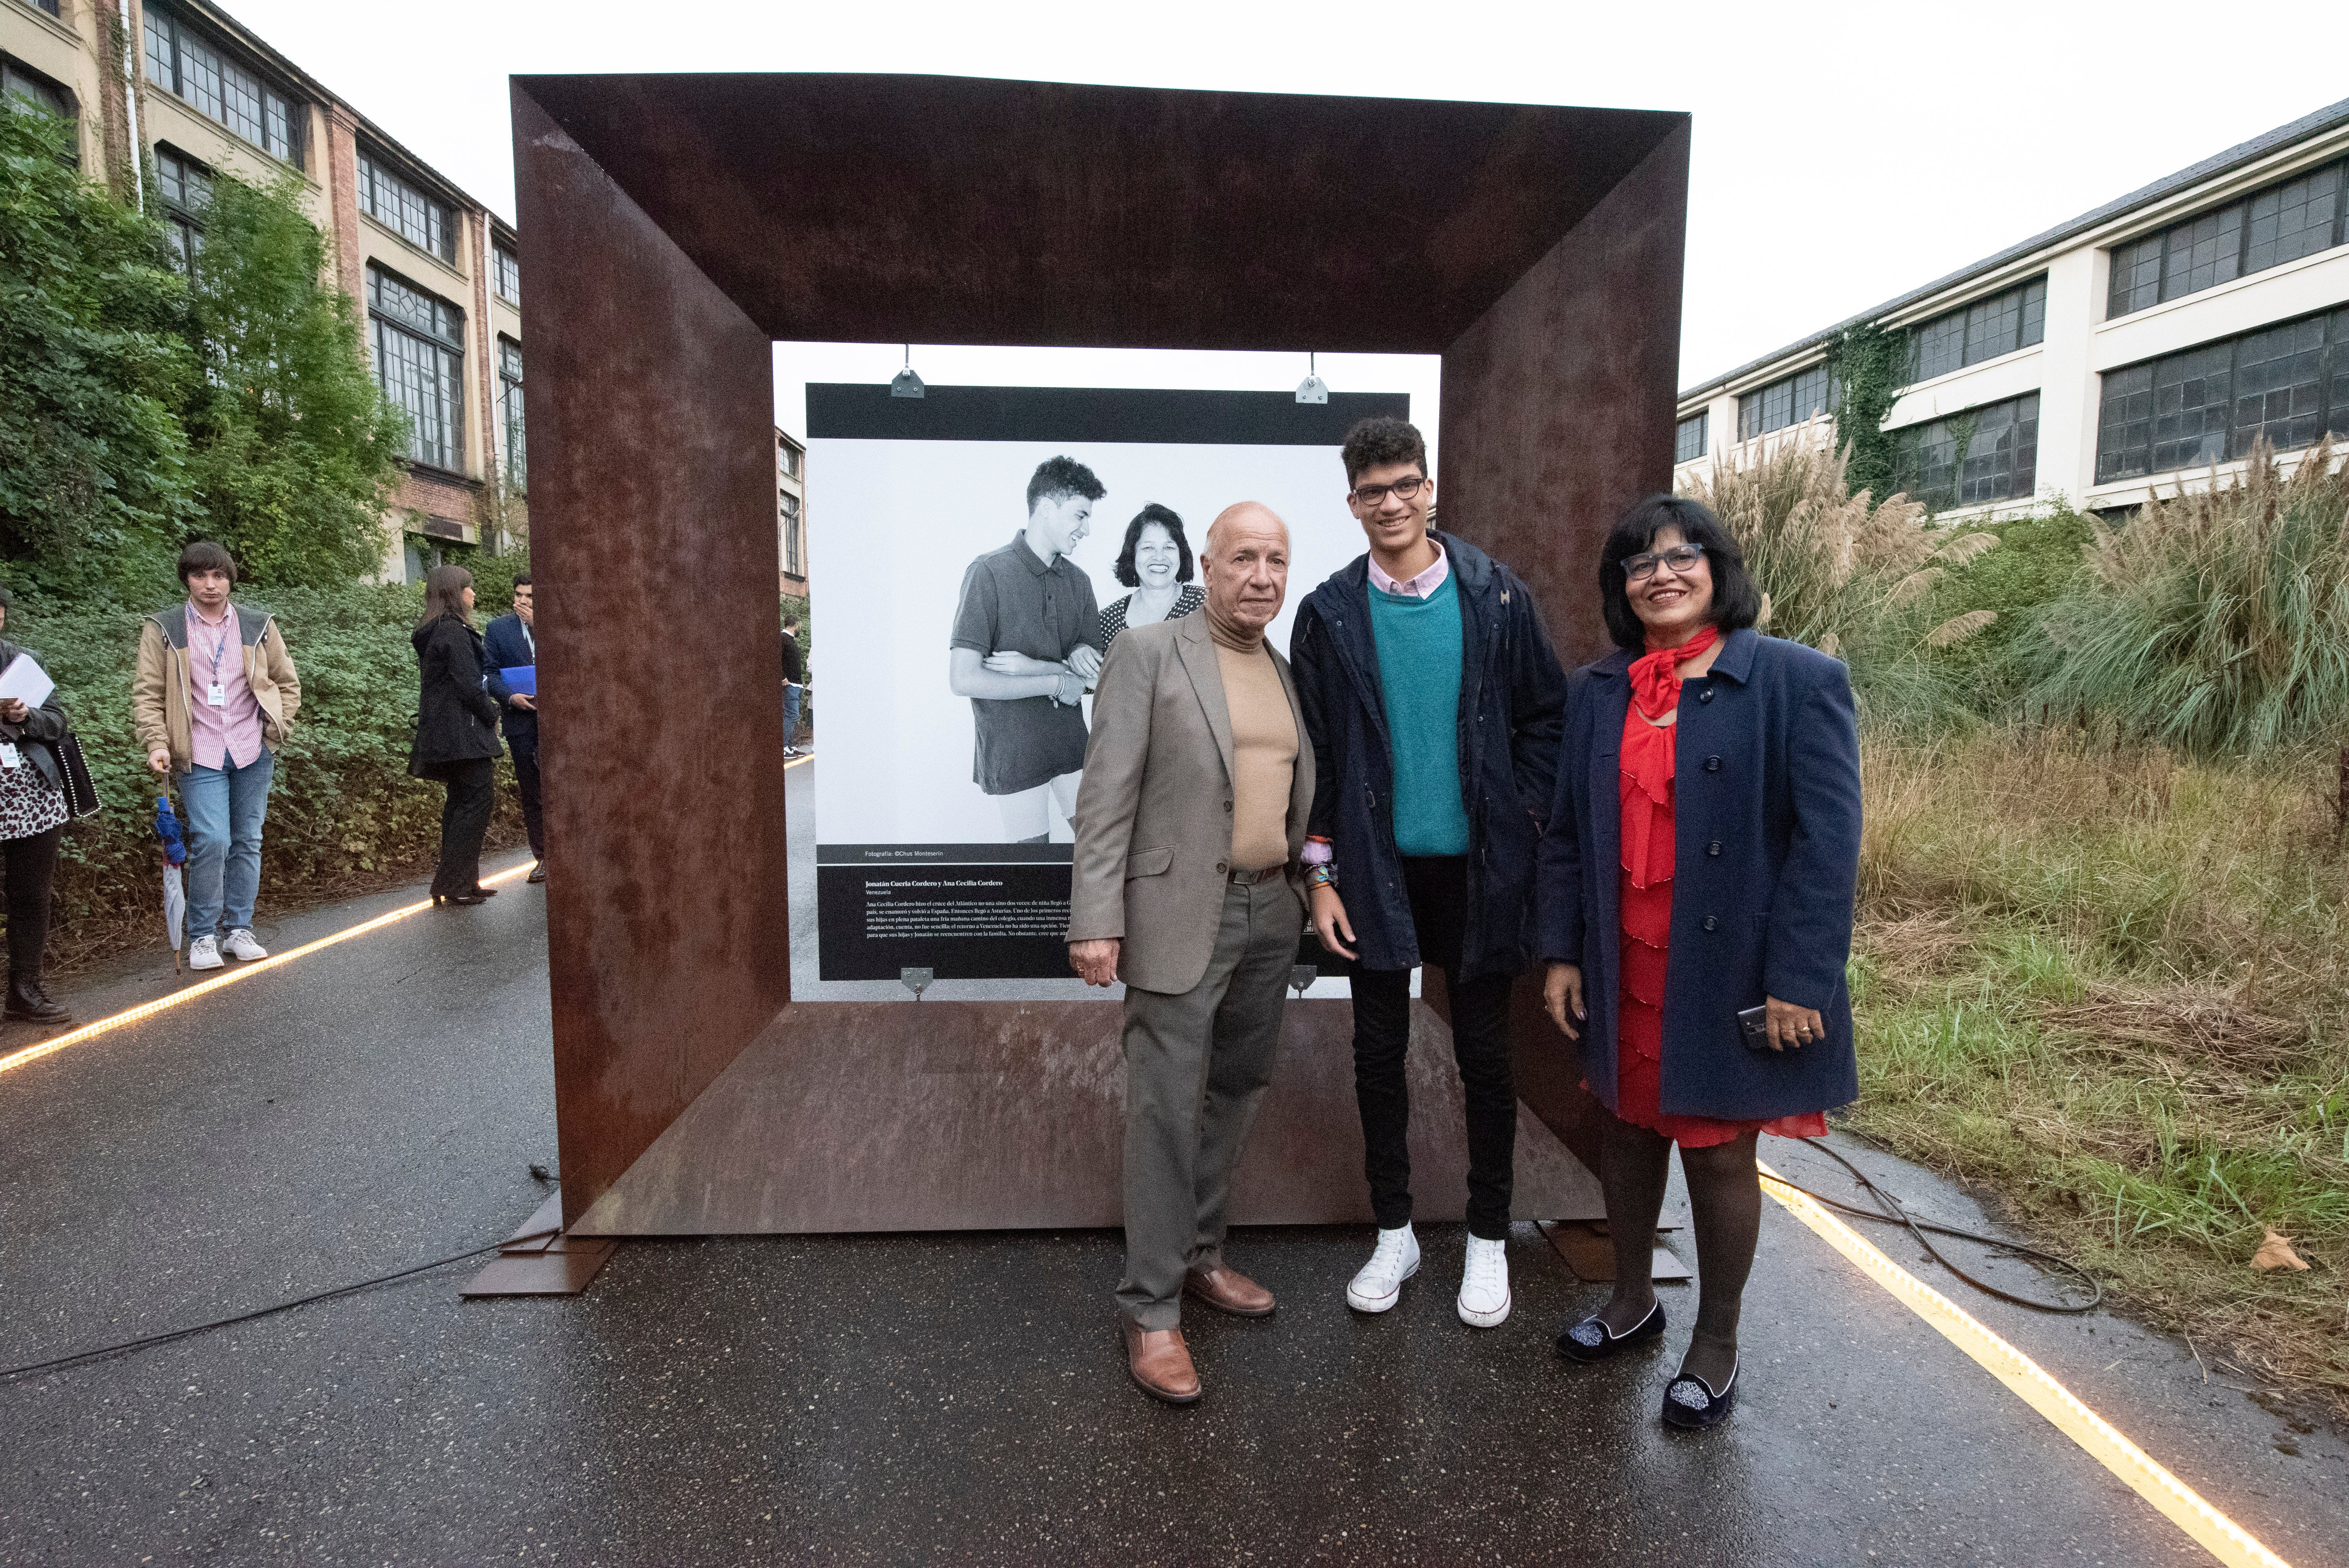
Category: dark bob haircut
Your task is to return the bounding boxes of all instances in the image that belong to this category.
[177,540,237,586]
[1112,503,1194,588]
[1340,416,1427,485]
[1598,494,1764,654]
[1025,454,1106,514]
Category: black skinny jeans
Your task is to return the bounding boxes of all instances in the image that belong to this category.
[3,823,61,982]
[1350,855,1519,1240]
[431,758,495,897]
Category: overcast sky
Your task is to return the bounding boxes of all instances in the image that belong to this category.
[229,0,2348,426]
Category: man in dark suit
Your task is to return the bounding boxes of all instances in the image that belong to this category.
[483,575,544,884]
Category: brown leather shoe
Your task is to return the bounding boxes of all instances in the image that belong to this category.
[1120,1316,1201,1404]
[1184,1264,1276,1317]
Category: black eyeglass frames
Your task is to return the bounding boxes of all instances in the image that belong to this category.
[1348,474,1427,507]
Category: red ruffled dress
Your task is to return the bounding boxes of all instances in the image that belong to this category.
[1612,626,1826,1149]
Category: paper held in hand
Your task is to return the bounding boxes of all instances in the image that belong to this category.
[0,653,54,711]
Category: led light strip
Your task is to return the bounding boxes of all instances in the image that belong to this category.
[0,861,536,1079]
[1756,1160,2291,1568]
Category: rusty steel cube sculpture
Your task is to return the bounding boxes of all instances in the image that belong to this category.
[512,74,1688,1234]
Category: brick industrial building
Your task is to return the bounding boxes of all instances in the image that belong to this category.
[2,0,524,578]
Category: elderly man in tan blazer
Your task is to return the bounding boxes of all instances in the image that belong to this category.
[1068,502,1314,1404]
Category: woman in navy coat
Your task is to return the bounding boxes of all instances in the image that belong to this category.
[1536,494,1862,1430]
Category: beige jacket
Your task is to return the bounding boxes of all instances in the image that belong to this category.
[1067,611,1314,995]
[132,602,301,772]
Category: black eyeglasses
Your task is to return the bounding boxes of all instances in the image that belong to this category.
[1349,474,1427,507]
[1622,543,1705,582]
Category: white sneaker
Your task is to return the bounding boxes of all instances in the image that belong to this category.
[221,928,268,961]
[1346,1223,1420,1313]
[1458,1235,1511,1328]
[187,934,222,971]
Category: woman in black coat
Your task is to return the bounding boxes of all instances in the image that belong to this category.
[0,585,85,1024]
[409,565,503,907]
[1536,495,1862,1431]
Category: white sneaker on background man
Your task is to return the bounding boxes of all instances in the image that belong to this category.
[1457,1234,1511,1328]
[1346,1222,1420,1313]
[187,934,222,971]
[221,928,267,961]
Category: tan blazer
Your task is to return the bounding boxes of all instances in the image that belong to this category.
[1067,611,1314,995]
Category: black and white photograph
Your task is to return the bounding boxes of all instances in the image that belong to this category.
[808,384,1404,979]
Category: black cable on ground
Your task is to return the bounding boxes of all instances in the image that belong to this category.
[6,1142,2099,1385]
[1766,1139,2103,1313]
[0,1226,557,1384]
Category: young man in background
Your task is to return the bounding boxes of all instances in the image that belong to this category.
[132,541,302,970]
[485,575,545,884]
[779,613,807,758]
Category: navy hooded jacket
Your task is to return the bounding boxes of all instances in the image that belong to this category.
[1289,530,1567,981]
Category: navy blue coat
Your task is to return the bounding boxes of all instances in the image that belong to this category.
[1290,531,1567,981]
[481,613,537,745]
[1536,628,1862,1121]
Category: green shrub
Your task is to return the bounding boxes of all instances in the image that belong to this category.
[0,102,192,598]
[175,167,408,588]
[1912,503,2094,716]
[2027,443,2349,756]
[11,582,520,952]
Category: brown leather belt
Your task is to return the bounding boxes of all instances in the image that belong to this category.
[1227,864,1284,886]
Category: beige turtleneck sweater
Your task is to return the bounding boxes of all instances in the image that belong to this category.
[1209,612,1299,873]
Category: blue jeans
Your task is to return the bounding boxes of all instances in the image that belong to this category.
[782,682,803,748]
[183,748,274,939]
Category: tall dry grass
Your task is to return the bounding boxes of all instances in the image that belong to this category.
[2030,440,2349,757]
[1850,725,2349,1401]
[1682,439,1999,662]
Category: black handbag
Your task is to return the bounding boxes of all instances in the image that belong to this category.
[38,731,101,820]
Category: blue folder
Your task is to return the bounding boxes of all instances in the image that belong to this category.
[498,665,538,697]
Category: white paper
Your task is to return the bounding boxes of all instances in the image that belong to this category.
[0,654,53,710]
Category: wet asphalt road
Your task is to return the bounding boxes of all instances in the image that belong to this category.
[0,759,2342,1565]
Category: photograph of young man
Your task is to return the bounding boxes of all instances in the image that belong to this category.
[948,455,1109,842]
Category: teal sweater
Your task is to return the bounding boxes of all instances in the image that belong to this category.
[1368,574,1469,856]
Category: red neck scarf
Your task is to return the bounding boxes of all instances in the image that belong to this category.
[1619,624,1721,888]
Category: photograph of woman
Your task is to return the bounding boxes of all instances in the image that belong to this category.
[1536,494,1863,1433]
[1096,502,1205,649]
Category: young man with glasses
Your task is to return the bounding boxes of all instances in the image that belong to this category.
[1290,417,1566,1329]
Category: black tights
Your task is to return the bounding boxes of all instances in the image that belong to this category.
[1597,1110,1761,1388]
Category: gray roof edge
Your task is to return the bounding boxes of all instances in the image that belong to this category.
[1677,95,2349,408]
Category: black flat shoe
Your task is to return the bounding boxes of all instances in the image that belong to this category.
[1661,1355,1739,1430]
[436,891,489,907]
[1556,1300,1666,1363]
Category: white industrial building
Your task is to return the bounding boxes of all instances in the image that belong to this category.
[1675,98,2349,520]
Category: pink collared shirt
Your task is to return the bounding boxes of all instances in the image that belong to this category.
[187,601,265,771]
[1368,536,1450,600]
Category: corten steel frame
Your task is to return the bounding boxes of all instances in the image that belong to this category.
[513,73,1689,1235]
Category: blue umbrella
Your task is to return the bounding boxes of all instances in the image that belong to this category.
[155,794,187,971]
